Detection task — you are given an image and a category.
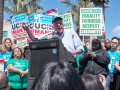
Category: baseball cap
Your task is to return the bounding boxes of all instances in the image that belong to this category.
[52,17,63,23]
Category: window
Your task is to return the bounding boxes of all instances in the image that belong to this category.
[3,31,8,37]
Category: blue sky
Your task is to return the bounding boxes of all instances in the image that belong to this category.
[4,0,120,40]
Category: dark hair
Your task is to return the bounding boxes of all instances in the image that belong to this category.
[82,74,104,90]
[23,46,29,58]
[105,39,111,42]
[10,47,24,59]
[111,37,119,41]
[32,61,86,90]
[0,71,8,90]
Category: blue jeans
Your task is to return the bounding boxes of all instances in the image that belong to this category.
[105,75,111,90]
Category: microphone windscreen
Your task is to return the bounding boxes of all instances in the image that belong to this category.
[55,30,60,35]
[51,35,58,39]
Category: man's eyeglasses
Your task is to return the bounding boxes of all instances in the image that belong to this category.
[111,42,118,45]
[53,22,63,26]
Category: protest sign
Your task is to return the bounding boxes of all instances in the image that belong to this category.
[27,14,55,39]
[59,13,74,31]
[16,38,27,47]
[80,8,102,36]
[11,13,28,41]
[89,5,106,34]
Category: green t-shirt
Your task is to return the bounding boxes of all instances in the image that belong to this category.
[76,46,88,73]
[6,58,28,89]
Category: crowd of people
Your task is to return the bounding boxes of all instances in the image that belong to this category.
[0,16,120,90]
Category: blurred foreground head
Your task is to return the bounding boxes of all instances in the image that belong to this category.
[32,61,86,90]
[0,71,9,90]
[82,74,104,90]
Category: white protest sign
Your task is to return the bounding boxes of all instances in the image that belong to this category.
[59,13,74,31]
[27,13,37,41]
[80,8,102,36]
[89,5,106,34]
[27,14,55,39]
[16,38,27,47]
[11,13,28,41]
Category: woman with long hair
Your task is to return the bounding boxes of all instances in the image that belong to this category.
[6,47,28,90]
[32,61,86,90]
[0,38,16,71]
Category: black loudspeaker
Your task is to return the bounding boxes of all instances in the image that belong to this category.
[27,39,74,90]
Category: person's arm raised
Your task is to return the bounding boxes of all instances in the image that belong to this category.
[22,22,35,41]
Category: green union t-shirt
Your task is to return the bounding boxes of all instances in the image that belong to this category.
[6,58,28,89]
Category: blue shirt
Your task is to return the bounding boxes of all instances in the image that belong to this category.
[58,30,84,59]
[0,50,12,71]
[108,50,120,73]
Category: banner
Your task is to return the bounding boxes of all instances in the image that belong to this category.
[16,38,27,47]
[80,8,102,36]
[59,13,74,31]
[11,13,28,41]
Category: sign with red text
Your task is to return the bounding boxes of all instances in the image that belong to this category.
[27,14,55,39]
[11,13,28,41]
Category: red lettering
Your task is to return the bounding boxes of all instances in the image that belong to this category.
[19,28,23,33]
[35,29,40,34]
[45,30,49,34]
[17,29,19,33]
[13,30,17,34]
[40,30,44,34]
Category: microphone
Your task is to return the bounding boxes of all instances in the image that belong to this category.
[52,30,60,35]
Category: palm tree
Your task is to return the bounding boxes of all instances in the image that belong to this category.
[60,0,93,27]
[60,0,93,41]
[0,0,4,44]
[90,0,109,43]
[4,0,44,16]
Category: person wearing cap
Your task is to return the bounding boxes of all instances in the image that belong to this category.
[22,17,84,69]
[79,39,110,90]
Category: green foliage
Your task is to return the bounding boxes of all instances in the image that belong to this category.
[4,0,44,17]
[60,0,93,27]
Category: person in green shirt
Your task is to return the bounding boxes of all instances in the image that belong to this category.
[6,47,28,90]
[76,45,88,74]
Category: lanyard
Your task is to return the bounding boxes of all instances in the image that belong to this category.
[92,51,98,66]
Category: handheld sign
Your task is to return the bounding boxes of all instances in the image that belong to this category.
[11,13,28,41]
[80,8,102,36]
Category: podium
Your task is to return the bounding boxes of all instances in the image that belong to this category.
[27,39,75,90]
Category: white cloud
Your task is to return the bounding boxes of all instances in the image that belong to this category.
[113,26,120,32]
[112,26,120,36]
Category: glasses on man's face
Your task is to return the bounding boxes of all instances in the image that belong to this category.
[111,42,118,45]
[53,22,63,26]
